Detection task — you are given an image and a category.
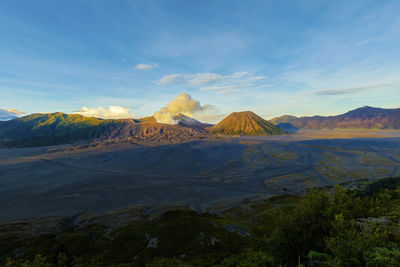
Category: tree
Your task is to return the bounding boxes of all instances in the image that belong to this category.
[325,214,360,266]
[270,188,332,264]
[365,246,400,266]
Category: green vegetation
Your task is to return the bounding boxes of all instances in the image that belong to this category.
[0,113,119,147]
[2,177,400,266]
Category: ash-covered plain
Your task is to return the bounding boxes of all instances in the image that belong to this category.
[1,131,400,221]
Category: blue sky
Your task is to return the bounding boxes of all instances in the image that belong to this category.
[0,0,399,122]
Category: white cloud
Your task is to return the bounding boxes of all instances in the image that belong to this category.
[153,93,215,124]
[231,71,248,78]
[0,108,24,120]
[155,73,220,85]
[154,73,222,85]
[74,106,135,119]
[134,63,158,70]
[188,73,222,85]
[197,73,267,94]
[312,83,396,96]
[217,88,244,95]
[155,74,184,84]
[246,75,267,82]
[200,85,234,91]
[200,85,243,94]
[154,71,268,94]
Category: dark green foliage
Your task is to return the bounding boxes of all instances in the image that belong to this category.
[214,250,273,267]
[2,177,400,266]
[359,176,400,197]
[324,214,361,266]
[268,177,400,265]
[1,210,249,266]
[145,258,193,267]
[270,188,333,263]
[365,246,400,266]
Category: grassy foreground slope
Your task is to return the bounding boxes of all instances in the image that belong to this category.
[0,112,118,147]
[3,177,400,266]
[209,111,285,135]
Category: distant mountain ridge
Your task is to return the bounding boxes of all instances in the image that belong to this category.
[270,106,400,129]
[1,106,398,148]
[209,111,285,136]
[0,112,208,147]
[0,111,285,147]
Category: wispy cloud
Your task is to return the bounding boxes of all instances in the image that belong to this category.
[188,73,222,85]
[155,72,264,85]
[217,88,244,95]
[231,72,248,78]
[312,83,396,96]
[134,63,158,70]
[74,106,135,119]
[200,85,234,91]
[0,108,24,120]
[199,85,244,95]
[155,71,268,94]
[155,73,222,85]
[247,76,267,82]
[156,74,184,84]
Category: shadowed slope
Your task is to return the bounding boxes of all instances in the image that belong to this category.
[209,111,285,135]
[275,122,299,133]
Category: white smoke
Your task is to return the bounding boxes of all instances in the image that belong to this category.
[153,93,211,124]
[74,106,135,119]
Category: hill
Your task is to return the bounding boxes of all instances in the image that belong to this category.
[0,112,118,147]
[270,106,400,129]
[0,113,208,148]
[269,115,298,125]
[209,111,285,135]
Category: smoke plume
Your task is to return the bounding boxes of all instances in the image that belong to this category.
[153,93,210,124]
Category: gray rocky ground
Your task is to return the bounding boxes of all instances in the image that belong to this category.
[1,130,400,222]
